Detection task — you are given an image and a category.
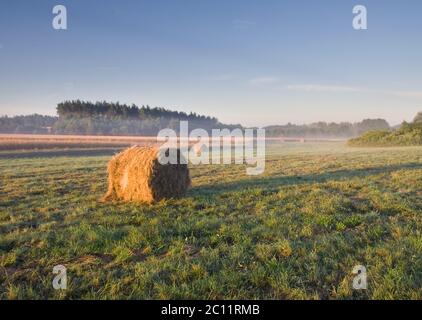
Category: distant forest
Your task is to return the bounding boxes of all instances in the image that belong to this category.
[264,119,390,138]
[0,101,238,136]
[52,100,235,135]
[0,114,57,134]
[0,100,392,137]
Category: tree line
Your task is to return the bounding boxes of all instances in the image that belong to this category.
[52,100,235,135]
[57,100,218,123]
[0,100,396,137]
[264,119,390,138]
[0,114,57,134]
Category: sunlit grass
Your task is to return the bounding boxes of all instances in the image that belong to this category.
[1,142,422,299]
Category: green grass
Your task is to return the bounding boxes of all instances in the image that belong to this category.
[1,142,422,299]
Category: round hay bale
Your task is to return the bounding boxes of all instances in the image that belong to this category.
[102,146,190,203]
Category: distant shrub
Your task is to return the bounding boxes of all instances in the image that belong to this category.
[348,121,422,147]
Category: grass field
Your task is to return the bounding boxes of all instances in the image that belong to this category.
[1,141,422,299]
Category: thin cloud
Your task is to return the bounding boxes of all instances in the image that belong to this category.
[286,84,422,100]
[250,77,279,86]
[286,84,360,93]
[209,74,237,81]
[96,66,121,71]
[392,91,422,99]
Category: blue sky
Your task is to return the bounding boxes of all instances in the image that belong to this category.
[0,0,421,126]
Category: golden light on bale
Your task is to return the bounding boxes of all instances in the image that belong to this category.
[102,146,190,203]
